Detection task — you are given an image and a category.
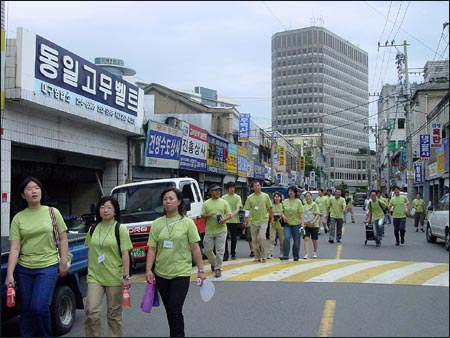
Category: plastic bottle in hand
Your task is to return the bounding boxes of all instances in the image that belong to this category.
[122,288,131,308]
[6,286,16,308]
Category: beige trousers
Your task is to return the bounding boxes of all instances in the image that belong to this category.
[85,282,123,337]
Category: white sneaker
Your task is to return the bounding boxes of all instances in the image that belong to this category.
[312,252,318,258]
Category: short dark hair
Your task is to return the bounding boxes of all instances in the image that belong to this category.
[225,181,236,189]
[95,195,121,225]
[287,186,298,197]
[161,187,186,216]
[13,176,47,215]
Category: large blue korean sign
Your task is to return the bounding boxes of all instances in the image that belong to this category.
[414,162,423,184]
[16,28,143,128]
[419,135,430,160]
[143,121,182,168]
[238,113,250,142]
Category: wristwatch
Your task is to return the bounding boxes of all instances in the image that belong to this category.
[198,269,205,273]
[122,274,131,280]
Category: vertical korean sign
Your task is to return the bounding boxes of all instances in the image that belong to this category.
[180,122,207,171]
[237,146,248,178]
[17,29,143,128]
[238,113,250,142]
[414,162,423,184]
[431,123,441,148]
[419,135,430,160]
[143,120,182,168]
[227,143,238,174]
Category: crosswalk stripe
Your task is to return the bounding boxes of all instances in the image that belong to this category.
[187,258,449,287]
[422,271,450,287]
[364,262,443,285]
[307,260,398,282]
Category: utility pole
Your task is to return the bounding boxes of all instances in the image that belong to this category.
[385,100,392,194]
[403,40,414,202]
[379,40,412,200]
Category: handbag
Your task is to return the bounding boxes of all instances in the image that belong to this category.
[141,278,160,313]
[49,207,73,268]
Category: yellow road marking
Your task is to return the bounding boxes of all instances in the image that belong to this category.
[225,260,318,281]
[394,264,449,285]
[336,261,414,283]
[318,300,335,337]
[281,260,366,282]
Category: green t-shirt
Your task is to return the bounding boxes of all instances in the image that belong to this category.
[282,198,304,226]
[390,195,410,218]
[222,193,243,223]
[244,192,273,225]
[272,202,284,230]
[148,215,200,279]
[201,198,232,234]
[303,201,320,227]
[412,198,426,213]
[329,197,346,219]
[10,206,67,269]
[315,196,329,214]
[368,199,386,220]
[85,221,132,286]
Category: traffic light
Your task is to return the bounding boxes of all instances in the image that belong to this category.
[300,156,305,171]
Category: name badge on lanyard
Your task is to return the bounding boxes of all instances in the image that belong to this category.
[163,240,173,249]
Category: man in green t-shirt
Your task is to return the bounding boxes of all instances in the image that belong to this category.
[328,189,346,244]
[222,181,243,261]
[201,185,232,278]
[389,186,410,246]
[365,190,387,247]
[344,191,355,223]
[243,181,273,262]
[315,189,329,234]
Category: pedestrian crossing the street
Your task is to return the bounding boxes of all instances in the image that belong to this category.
[188,258,449,287]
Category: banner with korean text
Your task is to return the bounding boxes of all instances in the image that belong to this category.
[431,123,441,148]
[180,121,207,171]
[414,162,423,184]
[143,120,182,168]
[227,143,238,174]
[16,28,143,130]
[207,133,228,175]
[419,135,430,160]
[238,113,250,142]
[237,146,248,177]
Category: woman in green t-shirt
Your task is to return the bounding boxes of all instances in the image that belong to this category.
[6,177,68,337]
[145,188,205,337]
[267,192,284,259]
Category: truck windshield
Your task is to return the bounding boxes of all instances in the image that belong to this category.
[111,182,176,223]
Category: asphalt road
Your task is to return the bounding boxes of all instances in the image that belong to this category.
[3,208,449,337]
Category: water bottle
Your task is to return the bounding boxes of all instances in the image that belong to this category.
[216,214,223,223]
[300,227,305,237]
[122,288,131,308]
[6,286,16,308]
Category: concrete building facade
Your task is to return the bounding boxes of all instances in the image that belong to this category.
[271,26,369,191]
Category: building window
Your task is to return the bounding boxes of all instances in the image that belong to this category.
[398,118,405,129]
[389,140,396,151]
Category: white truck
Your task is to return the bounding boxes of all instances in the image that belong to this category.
[110,177,205,270]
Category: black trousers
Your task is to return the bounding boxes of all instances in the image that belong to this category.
[155,275,190,337]
[224,223,241,258]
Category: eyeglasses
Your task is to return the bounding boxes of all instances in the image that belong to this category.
[100,206,114,211]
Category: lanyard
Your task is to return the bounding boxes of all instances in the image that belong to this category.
[165,216,182,240]
[98,222,115,252]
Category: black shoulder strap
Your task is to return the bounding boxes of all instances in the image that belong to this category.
[115,222,122,254]
[89,224,97,237]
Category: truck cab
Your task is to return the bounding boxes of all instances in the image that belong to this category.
[110,177,205,269]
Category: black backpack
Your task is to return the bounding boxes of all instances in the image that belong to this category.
[89,222,133,276]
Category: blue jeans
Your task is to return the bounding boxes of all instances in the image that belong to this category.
[16,264,58,337]
[372,217,384,244]
[282,224,301,259]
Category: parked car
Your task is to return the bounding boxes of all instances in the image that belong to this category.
[426,193,449,251]
[353,192,367,206]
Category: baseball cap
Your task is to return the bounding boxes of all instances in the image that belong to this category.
[209,184,221,191]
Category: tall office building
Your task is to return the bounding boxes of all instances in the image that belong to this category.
[271,26,369,189]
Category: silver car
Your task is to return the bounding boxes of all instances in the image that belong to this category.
[426,193,449,251]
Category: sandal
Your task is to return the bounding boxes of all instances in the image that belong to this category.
[253,258,261,262]
[261,257,267,262]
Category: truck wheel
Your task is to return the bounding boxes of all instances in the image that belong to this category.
[51,285,76,336]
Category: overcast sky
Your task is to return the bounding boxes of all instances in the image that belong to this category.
[4,1,449,135]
